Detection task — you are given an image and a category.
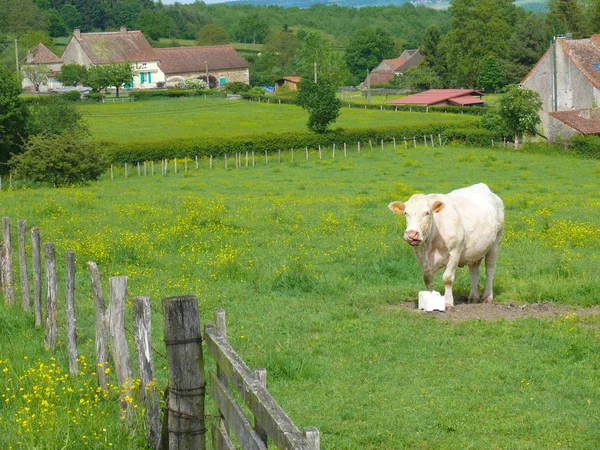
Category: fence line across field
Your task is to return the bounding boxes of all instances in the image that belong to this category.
[0,216,320,450]
[109,134,454,179]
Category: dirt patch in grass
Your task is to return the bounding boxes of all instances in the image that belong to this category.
[388,298,600,323]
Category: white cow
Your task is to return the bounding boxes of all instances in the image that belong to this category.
[388,183,504,308]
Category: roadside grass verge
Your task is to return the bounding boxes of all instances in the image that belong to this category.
[1,144,599,448]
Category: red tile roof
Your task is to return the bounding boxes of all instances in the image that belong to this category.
[74,30,157,64]
[449,95,485,105]
[22,43,62,65]
[550,109,600,134]
[278,76,301,83]
[382,58,407,71]
[155,46,248,74]
[387,89,483,106]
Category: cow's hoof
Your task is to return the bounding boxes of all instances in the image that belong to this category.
[482,297,494,304]
[468,297,480,304]
[446,304,455,311]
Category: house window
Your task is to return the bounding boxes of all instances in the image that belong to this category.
[147,72,152,83]
[220,77,226,86]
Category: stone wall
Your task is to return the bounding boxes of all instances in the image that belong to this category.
[165,68,249,87]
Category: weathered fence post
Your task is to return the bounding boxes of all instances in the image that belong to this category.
[108,276,135,428]
[44,242,57,350]
[65,250,79,375]
[162,296,206,450]
[393,137,396,151]
[369,140,373,152]
[31,227,42,326]
[17,220,30,312]
[88,261,110,391]
[318,145,322,160]
[2,217,15,305]
[305,146,308,160]
[303,428,320,450]
[344,142,347,157]
[133,296,160,450]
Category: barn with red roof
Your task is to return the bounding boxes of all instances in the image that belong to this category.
[387,89,484,107]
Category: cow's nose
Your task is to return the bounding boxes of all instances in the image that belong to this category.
[404,230,421,244]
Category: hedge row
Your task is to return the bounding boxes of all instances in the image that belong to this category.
[518,135,600,159]
[129,89,226,100]
[100,124,503,163]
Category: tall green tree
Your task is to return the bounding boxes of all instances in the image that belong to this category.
[296,78,342,133]
[444,0,516,88]
[294,31,347,87]
[547,0,590,38]
[505,13,548,84]
[344,27,396,84]
[136,9,176,41]
[196,24,230,46]
[265,30,301,68]
[0,66,28,165]
[419,24,447,84]
[86,62,134,97]
[21,64,49,92]
[234,14,269,44]
[497,85,543,146]
[476,57,505,92]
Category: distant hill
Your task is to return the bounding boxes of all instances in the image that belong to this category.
[165,0,547,12]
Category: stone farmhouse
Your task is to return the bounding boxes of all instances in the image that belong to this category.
[364,49,422,86]
[21,28,249,92]
[155,46,249,87]
[521,35,600,139]
[20,43,64,92]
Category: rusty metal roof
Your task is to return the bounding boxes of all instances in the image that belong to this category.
[156,46,248,74]
[550,109,600,134]
[387,89,483,106]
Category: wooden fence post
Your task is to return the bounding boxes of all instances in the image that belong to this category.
[133,296,160,450]
[303,428,320,450]
[2,217,15,305]
[108,276,135,428]
[44,242,57,350]
[254,368,268,446]
[31,227,42,326]
[88,262,110,391]
[17,220,30,311]
[162,296,206,450]
[65,250,79,375]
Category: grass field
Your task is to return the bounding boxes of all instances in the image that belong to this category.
[1,142,600,448]
[79,97,479,143]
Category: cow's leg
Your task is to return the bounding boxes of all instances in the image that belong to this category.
[442,255,460,308]
[468,261,481,303]
[423,271,434,292]
[482,242,500,303]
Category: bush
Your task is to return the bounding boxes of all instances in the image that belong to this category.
[87,92,105,102]
[179,78,207,90]
[9,133,108,187]
[60,90,82,101]
[569,134,600,158]
[129,89,226,101]
[224,82,250,94]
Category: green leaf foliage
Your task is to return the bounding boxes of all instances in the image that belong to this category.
[9,133,108,187]
[344,27,397,81]
[0,66,27,165]
[497,84,543,141]
[296,79,342,133]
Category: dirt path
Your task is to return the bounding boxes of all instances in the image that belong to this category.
[389,298,600,322]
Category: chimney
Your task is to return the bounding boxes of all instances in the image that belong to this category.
[74,28,81,39]
[121,26,127,35]
[26,51,33,64]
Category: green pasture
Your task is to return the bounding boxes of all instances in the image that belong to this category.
[1,144,600,448]
[79,97,477,143]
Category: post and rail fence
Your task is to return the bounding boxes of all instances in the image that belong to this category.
[0,216,319,449]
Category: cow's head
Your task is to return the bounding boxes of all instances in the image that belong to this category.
[388,195,445,246]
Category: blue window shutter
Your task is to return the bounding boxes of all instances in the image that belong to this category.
[140,72,145,84]
[148,72,152,83]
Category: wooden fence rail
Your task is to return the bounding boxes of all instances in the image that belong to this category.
[205,308,319,450]
[1,217,319,450]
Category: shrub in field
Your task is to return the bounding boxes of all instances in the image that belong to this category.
[224,82,250,94]
[60,90,82,102]
[179,78,207,90]
[569,134,600,158]
[9,133,107,187]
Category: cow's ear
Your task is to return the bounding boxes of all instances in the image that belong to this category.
[432,200,445,213]
[388,201,405,214]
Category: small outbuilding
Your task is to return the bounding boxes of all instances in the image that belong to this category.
[274,76,301,91]
[20,43,63,92]
[364,50,422,86]
[387,89,484,107]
